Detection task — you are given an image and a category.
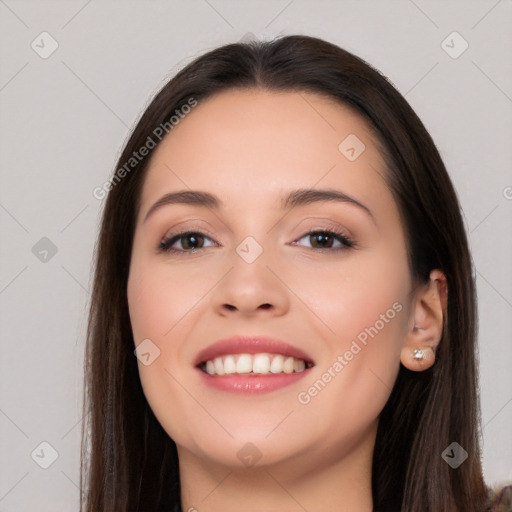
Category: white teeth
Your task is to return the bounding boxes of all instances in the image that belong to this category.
[206,360,215,375]
[270,354,284,373]
[294,359,306,372]
[283,356,294,374]
[223,355,236,374]
[201,353,311,376]
[213,357,224,375]
[236,354,253,374]
[253,354,270,374]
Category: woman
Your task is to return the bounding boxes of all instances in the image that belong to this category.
[81,34,509,511]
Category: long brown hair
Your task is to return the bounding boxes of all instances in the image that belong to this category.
[81,34,492,511]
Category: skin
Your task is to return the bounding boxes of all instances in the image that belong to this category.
[127,89,447,512]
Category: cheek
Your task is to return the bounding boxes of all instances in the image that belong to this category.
[293,247,410,349]
[290,247,410,424]
[127,256,213,345]
[127,259,209,444]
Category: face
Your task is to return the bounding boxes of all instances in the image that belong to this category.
[127,89,414,472]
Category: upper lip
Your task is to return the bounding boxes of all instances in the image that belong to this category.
[194,336,315,367]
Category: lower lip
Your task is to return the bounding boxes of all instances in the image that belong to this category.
[196,367,312,394]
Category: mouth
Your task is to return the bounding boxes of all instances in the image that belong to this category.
[194,336,315,393]
[198,353,314,376]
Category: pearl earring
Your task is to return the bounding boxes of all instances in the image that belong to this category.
[412,348,425,360]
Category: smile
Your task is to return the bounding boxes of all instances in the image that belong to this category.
[194,335,315,393]
[200,353,314,376]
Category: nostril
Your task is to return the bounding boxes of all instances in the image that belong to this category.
[222,303,273,311]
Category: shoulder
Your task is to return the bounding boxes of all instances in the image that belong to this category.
[488,483,512,512]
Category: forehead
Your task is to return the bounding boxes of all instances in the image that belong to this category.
[139,88,392,217]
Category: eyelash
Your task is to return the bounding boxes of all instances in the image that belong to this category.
[158,228,355,254]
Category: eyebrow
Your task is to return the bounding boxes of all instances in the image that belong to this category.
[143,188,374,223]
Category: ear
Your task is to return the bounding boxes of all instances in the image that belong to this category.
[401,269,448,372]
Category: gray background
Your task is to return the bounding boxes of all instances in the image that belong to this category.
[1,1,511,510]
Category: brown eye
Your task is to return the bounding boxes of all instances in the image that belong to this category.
[295,230,354,250]
[159,231,215,252]
[180,233,205,250]
[309,232,335,248]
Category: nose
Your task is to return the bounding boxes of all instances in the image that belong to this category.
[210,250,291,318]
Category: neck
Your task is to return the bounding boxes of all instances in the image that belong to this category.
[177,421,376,512]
